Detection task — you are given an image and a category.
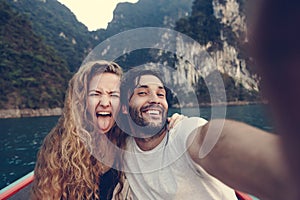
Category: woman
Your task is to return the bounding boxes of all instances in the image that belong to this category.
[31,61,125,199]
[31,60,182,199]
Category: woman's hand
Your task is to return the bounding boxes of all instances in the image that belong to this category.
[167,113,187,130]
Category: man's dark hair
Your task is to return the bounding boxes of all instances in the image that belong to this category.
[120,67,170,107]
[117,66,171,135]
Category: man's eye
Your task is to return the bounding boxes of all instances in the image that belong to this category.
[137,91,147,96]
[157,93,165,97]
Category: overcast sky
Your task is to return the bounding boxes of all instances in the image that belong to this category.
[57,0,138,31]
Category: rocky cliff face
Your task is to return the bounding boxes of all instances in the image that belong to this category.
[171,0,259,95]
[212,0,259,91]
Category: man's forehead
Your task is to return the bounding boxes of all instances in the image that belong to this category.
[134,74,164,87]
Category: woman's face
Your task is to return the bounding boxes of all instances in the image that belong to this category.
[87,72,121,134]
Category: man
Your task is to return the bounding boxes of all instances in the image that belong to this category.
[117,67,289,200]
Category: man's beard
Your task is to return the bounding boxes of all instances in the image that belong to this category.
[129,105,167,138]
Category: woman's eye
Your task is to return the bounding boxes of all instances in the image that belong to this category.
[157,93,165,97]
[111,94,120,98]
[88,93,99,96]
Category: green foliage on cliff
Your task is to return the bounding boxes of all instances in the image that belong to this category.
[0,0,71,109]
[7,0,95,72]
[175,0,222,50]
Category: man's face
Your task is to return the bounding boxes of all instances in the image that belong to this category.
[87,72,120,134]
[127,75,168,136]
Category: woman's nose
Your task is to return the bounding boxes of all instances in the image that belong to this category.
[100,95,110,107]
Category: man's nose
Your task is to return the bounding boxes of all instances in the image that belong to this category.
[148,92,160,104]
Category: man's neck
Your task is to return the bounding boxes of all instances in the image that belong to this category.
[134,128,167,151]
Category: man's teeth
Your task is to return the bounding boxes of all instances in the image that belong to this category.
[146,110,160,115]
[96,111,111,116]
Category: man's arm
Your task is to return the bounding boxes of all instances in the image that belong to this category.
[188,119,291,200]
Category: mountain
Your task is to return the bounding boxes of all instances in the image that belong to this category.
[105,0,261,104]
[105,0,193,35]
[168,0,260,104]
[91,0,194,50]
[7,0,96,72]
[0,0,261,111]
[0,0,71,109]
[6,0,195,69]
[0,0,198,110]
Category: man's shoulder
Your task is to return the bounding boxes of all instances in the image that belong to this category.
[169,117,207,138]
[174,117,207,130]
[124,135,134,150]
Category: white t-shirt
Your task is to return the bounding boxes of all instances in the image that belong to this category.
[124,117,238,200]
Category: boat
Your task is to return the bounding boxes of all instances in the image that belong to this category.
[0,171,33,200]
[0,171,257,200]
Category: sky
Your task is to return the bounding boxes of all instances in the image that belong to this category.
[57,0,138,31]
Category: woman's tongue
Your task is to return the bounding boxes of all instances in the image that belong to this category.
[97,113,112,133]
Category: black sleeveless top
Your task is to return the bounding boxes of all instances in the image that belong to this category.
[99,168,119,200]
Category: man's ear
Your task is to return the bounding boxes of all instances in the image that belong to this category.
[122,105,128,114]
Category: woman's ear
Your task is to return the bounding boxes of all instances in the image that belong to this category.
[122,105,128,114]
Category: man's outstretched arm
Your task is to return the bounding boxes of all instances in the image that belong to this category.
[188,119,291,200]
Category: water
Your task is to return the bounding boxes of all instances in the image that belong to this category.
[0,116,59,189]
[169,104,274,132]
[0,104,273,189]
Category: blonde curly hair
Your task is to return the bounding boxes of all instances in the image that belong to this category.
[31,61,126,199]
